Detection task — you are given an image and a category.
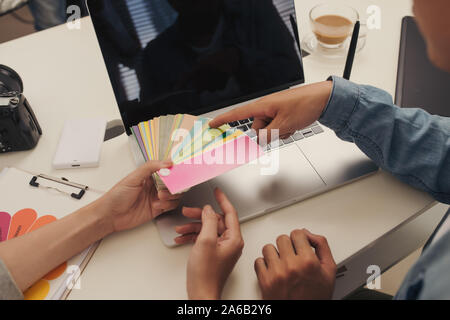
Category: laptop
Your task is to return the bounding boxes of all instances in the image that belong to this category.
[87,0,378,246]
[396,16,450,117]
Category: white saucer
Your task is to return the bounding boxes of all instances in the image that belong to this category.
[302,33,366,59]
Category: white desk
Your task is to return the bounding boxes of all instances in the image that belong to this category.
[0,0,447,299]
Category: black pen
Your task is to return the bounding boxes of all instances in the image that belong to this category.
[343,21,360,80]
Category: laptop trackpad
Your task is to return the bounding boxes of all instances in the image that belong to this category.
[209,145,326,219]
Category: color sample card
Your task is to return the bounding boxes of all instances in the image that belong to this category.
[132,114,263,194]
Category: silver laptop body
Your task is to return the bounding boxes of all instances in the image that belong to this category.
[88,0,378,246]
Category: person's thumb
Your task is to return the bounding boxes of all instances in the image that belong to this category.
[126,160,173,185]
[197,205,219,244]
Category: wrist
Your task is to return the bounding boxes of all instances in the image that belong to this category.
[189,291,221,300]
[78,198,115,239]
[318,80,334,116]
[188,286,221,300]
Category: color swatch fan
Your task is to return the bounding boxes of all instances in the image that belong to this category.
[131,114,263,194]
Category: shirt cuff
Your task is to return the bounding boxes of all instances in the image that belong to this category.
[0,258,24,300]
[319,75,361,133]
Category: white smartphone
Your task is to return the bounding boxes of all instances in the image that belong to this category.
[53,119,107,169]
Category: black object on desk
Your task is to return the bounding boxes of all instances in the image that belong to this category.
[343,21,360,80]
[0,65,42,153]
[395,16,450,117]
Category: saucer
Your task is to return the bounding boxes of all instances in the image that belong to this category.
[302,33,366,59]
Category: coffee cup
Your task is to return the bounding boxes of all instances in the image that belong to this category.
[310,4,359,49]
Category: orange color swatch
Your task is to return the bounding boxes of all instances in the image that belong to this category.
[7,208,38,240]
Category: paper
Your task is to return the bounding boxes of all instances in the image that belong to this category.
[132,114,263,194]
[0,168,102,300]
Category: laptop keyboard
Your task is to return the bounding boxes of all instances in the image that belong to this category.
[229,118,325,151]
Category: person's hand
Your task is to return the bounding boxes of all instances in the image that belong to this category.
[255,229,337,300]
[175,188,244,299]
[209,81,333,142]
[96,160,183,233]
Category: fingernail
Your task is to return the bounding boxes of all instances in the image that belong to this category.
[203,205,214,215]
[162,160,173,167]
[182,207,189,214]
[158,190,168,199]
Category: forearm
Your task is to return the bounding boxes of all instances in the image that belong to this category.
[320,76,450,204]
[0,199,113,292]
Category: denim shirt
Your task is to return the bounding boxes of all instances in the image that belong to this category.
[320,76,450,299]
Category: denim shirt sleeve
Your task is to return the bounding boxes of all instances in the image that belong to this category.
[319,76,450,204]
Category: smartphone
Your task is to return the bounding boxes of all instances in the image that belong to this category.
[53,119,107,169]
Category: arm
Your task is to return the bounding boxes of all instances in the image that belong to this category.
[321,76,450,204]
[210,77,450,204]
[175,188,244,300]
[0,161,181,297]
[0,202,111,294]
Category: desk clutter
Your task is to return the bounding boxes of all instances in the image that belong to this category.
[0,65,42,153]
[131,114,263,194]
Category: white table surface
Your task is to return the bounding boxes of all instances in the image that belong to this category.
[0,0,443,299]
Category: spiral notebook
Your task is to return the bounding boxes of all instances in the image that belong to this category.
[0,167,103,300]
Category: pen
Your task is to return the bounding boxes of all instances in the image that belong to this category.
[343,20,360,80]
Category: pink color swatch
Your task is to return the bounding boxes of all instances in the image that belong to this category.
[160,135,263,194]
[0,212,11,242]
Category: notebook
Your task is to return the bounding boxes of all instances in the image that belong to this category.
[0,167,103,300]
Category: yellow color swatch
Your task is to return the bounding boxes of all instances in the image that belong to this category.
[24,279,50,300]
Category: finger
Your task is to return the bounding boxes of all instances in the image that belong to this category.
[209,102,269,128]
[276,235,296,259]
[262,244,280,269]
[158,190,183,201]
[251,118,270,131]
[124,160,173,186]
[181,207,203,220]
[175,222,202,235]
[279,133,293,140]
[153,199,180,212]
[260,118,285,144]
[181,207,227,234]
[290,229,315,257]
[197,205,219,243]
[254,257,268,284]
[304,230,336,269]
[214,188,241,237]
[174,233,198,245]
[139,160,173,179]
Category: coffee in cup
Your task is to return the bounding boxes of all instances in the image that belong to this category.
[310,4,359,49]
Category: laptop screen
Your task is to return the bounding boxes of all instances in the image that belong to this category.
[396,16,450,117]
[88,0,305,132]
